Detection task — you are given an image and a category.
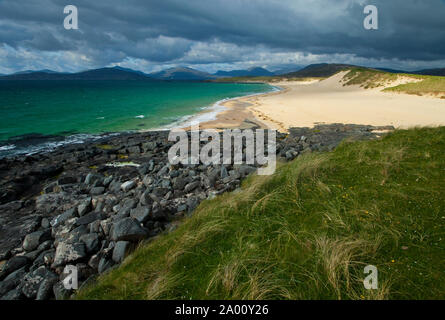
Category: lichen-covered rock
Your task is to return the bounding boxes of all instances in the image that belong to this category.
[52,242,87,268]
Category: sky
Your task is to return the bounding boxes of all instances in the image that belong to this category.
[0,0,445,74]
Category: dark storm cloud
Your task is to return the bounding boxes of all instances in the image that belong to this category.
[0,0,444,73]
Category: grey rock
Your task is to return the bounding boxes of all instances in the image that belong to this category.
[152,187,169,198]
[0,256,30,280]
[98,258,114,274]
[173,177,189,190]
[50,207,77,228]
[100,219,113,236]
[140,190,153,206]
[0,266,27,296]
[187,197,199,214]
[220,166,229,179]
[52,242,87,268]
[77,199,92,216]
[151,202,167,221]
[142,175,154,187]
[21,266,57,299]
[130,206,151,224]
[75,212,104,227]
[0,278,17,297]
[85,173,103,186]
[90,187,105,196]
[0,288,23,300]
[121,180,136,192]
[112,241,132,263]
[79,233,100,253]
[53,281,71,300]
[103,176,113,187]
[89,220,102,234]
[41,218,50,229]
[184,181,200,193]
[36,277,58,300]
[22,230,52,252]
[110,218,148,242]
[160,179,171,188]
[37,240,53,251]
[142,141,157,151]
[0,249,11,261]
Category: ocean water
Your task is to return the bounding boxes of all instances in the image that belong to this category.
[0,80,273,157]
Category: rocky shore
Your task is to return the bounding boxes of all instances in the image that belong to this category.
[0,123,393,300]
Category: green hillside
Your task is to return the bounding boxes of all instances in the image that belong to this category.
[77,127,445,300]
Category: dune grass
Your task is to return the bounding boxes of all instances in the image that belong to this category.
[342,68,400,89]
[384,76,445,97]
[77,127,445,300]
[343,68,445,97]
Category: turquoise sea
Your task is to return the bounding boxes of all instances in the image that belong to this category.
[0,80,273,157]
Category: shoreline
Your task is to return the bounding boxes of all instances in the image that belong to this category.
[198,72,445,132]
[0,84,277,159]
[165,85,281,131]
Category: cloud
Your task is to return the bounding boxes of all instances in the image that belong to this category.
[0,0,444,73]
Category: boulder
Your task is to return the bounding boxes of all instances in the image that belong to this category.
[21,266,57,299]
[110,218,148,242]
[22,230,52,252]
[77,199,91,216]
[184,181,200,193]
[90,187,105,196]
[130,206,151,224]
[36,277,58,300]
[79,233,100,253]
[121,180,136,192]
[53,281,71,300]
[50,207,77,228]
[0,256,30,280]
[52,242,87,268]
[84,173,103,186]
[98,258,114,274]
[75,212,104,227]
[112,241,132,263]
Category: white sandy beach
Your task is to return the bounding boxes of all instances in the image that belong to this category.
[201,71,445,132]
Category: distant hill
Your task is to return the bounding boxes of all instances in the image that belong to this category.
[413,68,445,77]
[0,67,154,81]
[13,69,63,75]
[273,66,304,76]
[150,67,216,80]
[374,67,408,74]
[111,66,150,77]
[282,63,356,78]
[214,67,274,78]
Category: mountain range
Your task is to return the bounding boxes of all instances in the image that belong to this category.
[1,64,444,81]
[149,67,217,80]
[214,67,274,77]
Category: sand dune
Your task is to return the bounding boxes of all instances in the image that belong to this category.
[201,72,445,132]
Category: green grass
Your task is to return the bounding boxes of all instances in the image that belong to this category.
[77,127,445,300]
[343,68,445,97]
[342,68,400,89]
[384,76,445,97]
